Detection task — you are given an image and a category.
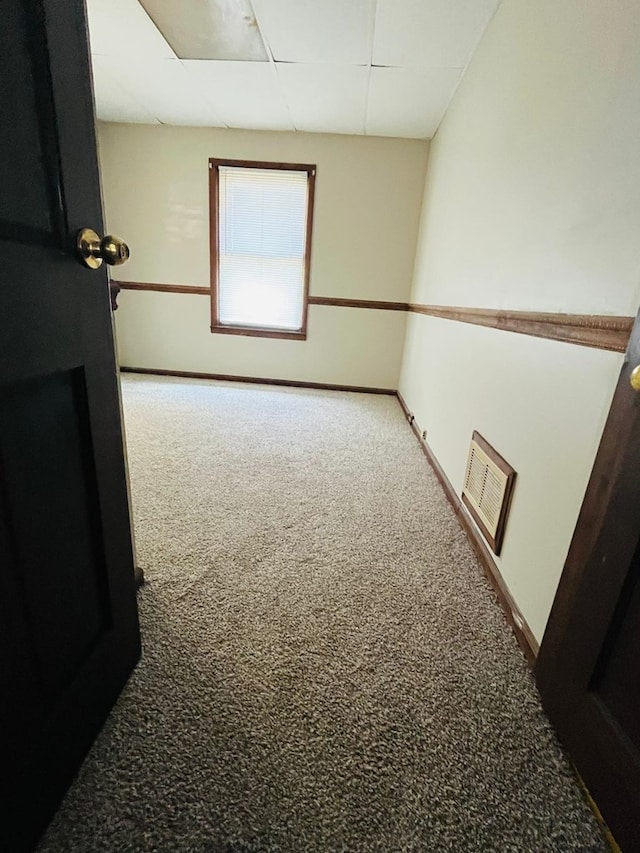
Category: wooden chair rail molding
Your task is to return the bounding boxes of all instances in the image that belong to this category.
[113,281,633,353]
[115,281,211,296]
[408,305,633,353]
[113,282,409,311]
[309,296,408,311]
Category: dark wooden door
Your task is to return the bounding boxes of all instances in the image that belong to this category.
[537,311,640,852]
[0,2,141,851]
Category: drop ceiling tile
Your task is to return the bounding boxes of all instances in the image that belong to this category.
[91,55,159,123]
[184,61,294,131]
[251,0,374,64]
[138,0,268,61]
[93,57,226,126]
[276,63,367,134]
[86,0,175,59]
[373,0,500,69]
[366,66,461,138]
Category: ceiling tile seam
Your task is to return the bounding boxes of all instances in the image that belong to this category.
[431,0,504,139]
[177,58,229,128]
[368,0,377,67]
[370,64,465,70]
[274,61,301,133]
[247,0,272,64]
[457,0,504,69]
[274,59,369,67]
[107,71,158,125]
[110,59,175,126]
[364,0,377,135]
[135,1,178,60]
[429,69,462,139]
[272,63,297,132]
[110,65,159,125]
[363,63,373,135]
[249,0,296,131]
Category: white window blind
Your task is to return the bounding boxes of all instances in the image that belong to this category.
[217,166,309,331]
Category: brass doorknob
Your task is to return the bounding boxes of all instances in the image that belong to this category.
[76,227,130,269]
[630,365,640,391]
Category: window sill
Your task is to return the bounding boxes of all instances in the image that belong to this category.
[210,324,307,341]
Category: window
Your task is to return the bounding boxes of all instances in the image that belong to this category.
[209,159,316,339]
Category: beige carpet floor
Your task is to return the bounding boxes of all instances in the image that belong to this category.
[38,374,607,852]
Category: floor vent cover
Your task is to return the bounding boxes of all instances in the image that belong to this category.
[462,431,516,555]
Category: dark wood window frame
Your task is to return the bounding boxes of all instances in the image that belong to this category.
[208,158,316,340]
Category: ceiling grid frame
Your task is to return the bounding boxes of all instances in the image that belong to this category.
[362,0,379,136]
[87,0,503,139]
[248,0,297,132]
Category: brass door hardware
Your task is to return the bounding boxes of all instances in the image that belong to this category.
[76,228,130,269]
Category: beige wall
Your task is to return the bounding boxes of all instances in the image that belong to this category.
[399,0,640,641]
[98,123,428,388]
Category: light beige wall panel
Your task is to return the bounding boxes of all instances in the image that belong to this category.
[410,0,640,315]
[398,0,640,642]
[115,292,407,389]
[400,314,623,642]
[98,123,428,302]
[99,123,426,388]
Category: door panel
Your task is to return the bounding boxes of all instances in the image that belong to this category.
[0,1,52,234]
[1,0,64,247]
[0,368,112,701]
[537,310,640,852]
[0,1,141,851]
[594,545,640,753]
